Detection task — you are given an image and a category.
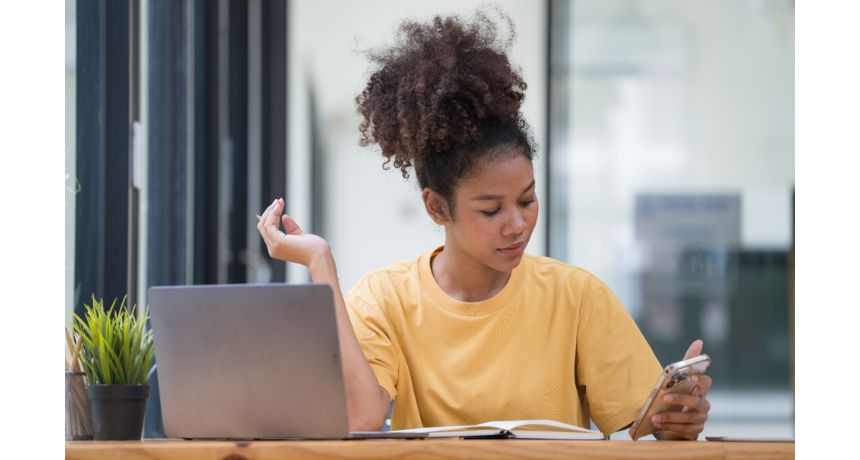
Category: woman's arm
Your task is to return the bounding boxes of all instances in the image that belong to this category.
[257,198,391,431]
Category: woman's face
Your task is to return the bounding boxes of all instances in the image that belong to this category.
[446,151,539,273]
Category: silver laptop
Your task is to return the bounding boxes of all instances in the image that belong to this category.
[149,283,420,439]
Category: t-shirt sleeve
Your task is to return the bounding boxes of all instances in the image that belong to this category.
[345,284,399,401]
[574,274,662,434]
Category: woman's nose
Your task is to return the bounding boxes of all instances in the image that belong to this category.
[504,210,526,235]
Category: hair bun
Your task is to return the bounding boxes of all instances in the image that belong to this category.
[356,10,527,178]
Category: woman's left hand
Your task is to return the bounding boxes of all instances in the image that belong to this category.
[652,339,713,440]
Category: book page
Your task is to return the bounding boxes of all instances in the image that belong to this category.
[392,424,476,434]
[480,419,596,433]
[391,419,599,435]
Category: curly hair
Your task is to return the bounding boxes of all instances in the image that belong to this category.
[356,10,536,213]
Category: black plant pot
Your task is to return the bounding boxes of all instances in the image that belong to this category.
[87,384,150,440]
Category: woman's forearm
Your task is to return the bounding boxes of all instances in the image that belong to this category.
[308,253,391,432]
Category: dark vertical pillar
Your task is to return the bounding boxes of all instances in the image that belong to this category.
[789,190,794,433]
[147,0,189,287]
[145,0,190,438]
[228,0,249,283]
[128,0,141,313]
[192,0,220,284]
[104,0,131,306]
[191,0,250,285]
[260,0,287,282]
[74,0,130,316]
[74,0,105,315]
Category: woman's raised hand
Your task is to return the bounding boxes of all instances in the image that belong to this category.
[256,198,331,268]
[652,339,713,440]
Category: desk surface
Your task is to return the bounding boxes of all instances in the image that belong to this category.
[66,439,794,460]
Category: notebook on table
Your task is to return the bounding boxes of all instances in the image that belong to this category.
[149,283,423,440]
[390,419,606,440]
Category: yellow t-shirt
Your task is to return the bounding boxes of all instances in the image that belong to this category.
[345,246,662,433]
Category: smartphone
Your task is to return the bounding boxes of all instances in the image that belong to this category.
[628,354,711,440]
[705,436,794,442]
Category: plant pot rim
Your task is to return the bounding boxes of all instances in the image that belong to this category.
[87,383,151,400]
[87,383,150,387]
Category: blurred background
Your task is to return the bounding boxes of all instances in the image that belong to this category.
[65,0,794,438]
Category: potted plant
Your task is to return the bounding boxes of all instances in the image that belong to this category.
[70,296,156,440]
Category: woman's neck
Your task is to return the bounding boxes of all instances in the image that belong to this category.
[430,245,511,302]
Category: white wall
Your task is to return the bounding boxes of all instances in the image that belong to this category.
[288,1,547,290]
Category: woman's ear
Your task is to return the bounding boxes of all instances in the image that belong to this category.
[422,188,451,225]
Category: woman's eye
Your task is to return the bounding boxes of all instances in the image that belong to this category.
[519,199,535,207]
[481,208,500,216]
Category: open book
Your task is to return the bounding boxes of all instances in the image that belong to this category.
[389,419,607,440]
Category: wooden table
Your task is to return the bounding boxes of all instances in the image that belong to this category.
[66,439,794,460]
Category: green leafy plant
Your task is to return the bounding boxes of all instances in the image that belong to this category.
[69,296,156,385]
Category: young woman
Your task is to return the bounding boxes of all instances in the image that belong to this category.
[257,13,712,439]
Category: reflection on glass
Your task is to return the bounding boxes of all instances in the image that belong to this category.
[550,0,794,437]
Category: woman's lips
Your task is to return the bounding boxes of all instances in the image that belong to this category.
[497,241,526,256]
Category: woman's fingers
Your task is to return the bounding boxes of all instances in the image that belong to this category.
[655,423,703,439]
[663,393,708,410]
[654,385,711,441]
[258,198,289,252]
[256,202,270,240]
[254,197,331,267]
[683,339,704,360]
[691,375,713,396]
[282,214,303,236]
[255,202,268,227]
[264,198,283,233]
[652,410,708,425]
[256,198,312,263]
[651,363,711,442]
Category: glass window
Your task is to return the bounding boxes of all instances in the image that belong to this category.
[65,0,77,322]
[549,0,794,437]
